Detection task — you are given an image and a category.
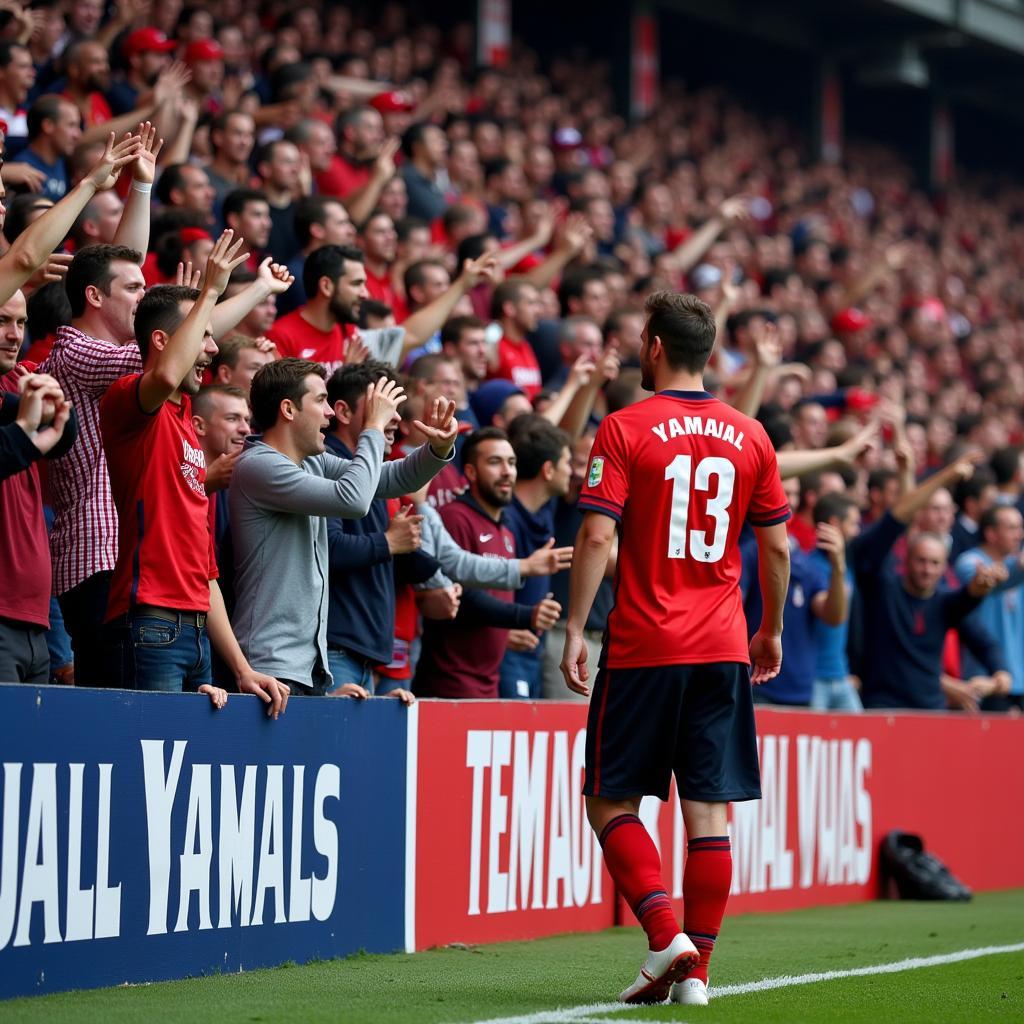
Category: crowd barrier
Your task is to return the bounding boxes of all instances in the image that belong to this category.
[1,684,1022,998]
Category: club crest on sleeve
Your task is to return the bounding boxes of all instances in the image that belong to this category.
[588,457,604,487]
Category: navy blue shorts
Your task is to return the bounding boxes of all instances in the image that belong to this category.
[583,662,761,803]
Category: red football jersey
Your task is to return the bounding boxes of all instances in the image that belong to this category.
[100,376,218,621]
[579,390,789,668]
[488,337,542,398]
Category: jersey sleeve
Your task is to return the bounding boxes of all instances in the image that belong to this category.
[578,415,629,522]
[746,429,791,527]
[99,374,151,442]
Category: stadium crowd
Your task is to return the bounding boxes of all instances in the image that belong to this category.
[1,0,1023,715]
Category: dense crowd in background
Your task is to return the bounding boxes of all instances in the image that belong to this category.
[2,0,1023,715]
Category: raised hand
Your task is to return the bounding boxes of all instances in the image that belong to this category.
[175,260,202,289]
[567,354,597,391]
[719,258,742,308]
[154,61,192,110]
[363,376,407,432]
[202,229,250,298]
[815,522,847,571]
[836,420,880,468]
[949,448,986,484]
[718,194,751,224]
[520,538,574,577]
[131,121,163,184]
[558,212,593,256]
[754,321,782,369]
[460,253,499,289]
[598,341,621,384]
[374,137,400,181]
[256,256,295,295]
[343,334,370,365]
[86,132,143,192]
[413,397,458,458]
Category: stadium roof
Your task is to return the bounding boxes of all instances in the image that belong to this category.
[659,0,1024,120]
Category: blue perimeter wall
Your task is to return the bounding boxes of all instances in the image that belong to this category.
[0,685,410,999]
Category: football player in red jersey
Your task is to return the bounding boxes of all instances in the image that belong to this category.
[561,291,791,1007]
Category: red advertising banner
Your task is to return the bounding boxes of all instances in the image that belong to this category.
[631,11,658,120]
[414,703,1024,950]
[415,702,613,949]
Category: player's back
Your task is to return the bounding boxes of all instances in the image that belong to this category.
[579,389,789,669]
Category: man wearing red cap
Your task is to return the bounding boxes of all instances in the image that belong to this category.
[108,27,176,116]
[184,39,225,116]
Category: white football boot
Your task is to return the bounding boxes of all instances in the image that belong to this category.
[670,976,709,1006]
[618,933,700,1004]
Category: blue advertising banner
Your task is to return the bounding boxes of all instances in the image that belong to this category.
[0,685,410,999]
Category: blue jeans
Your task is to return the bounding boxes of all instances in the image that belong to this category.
[112,616,212,692]
[499,645,542,699]
[811,676,863,712]
[327,647,376,694]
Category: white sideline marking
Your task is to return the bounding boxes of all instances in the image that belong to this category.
[460,941,1024,1024]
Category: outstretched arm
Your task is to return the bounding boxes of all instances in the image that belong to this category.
[400,254,498,353]
[113,121,162,255]
[138,231,249,412]
[211,258,294,340]
[0,133,141,306]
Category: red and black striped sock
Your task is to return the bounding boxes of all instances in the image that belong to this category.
[682,835,732,984]
[599,813,678,951]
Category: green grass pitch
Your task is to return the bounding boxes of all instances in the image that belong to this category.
[2,890,1022,1023]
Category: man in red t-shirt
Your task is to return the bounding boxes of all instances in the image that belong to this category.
[561,292,791,1007]
[322,105,384,200]
[99,231,288,718]
[359,210,407,319]
[486,278,543,398]
[268,244,498,376]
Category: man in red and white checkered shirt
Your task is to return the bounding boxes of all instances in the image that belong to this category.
[40,244,146,686]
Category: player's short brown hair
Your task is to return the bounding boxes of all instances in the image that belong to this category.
[250,358,325,431]
[643,291,717,373]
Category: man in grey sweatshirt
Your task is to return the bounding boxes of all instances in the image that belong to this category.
[230,357,458,694]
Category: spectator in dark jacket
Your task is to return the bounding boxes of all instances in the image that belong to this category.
[855,453,1010,710]
[324,360,423,704]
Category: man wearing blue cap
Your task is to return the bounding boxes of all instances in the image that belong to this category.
[469,378,532,429]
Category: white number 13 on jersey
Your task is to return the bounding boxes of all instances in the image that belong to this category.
[664,455,736,562]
